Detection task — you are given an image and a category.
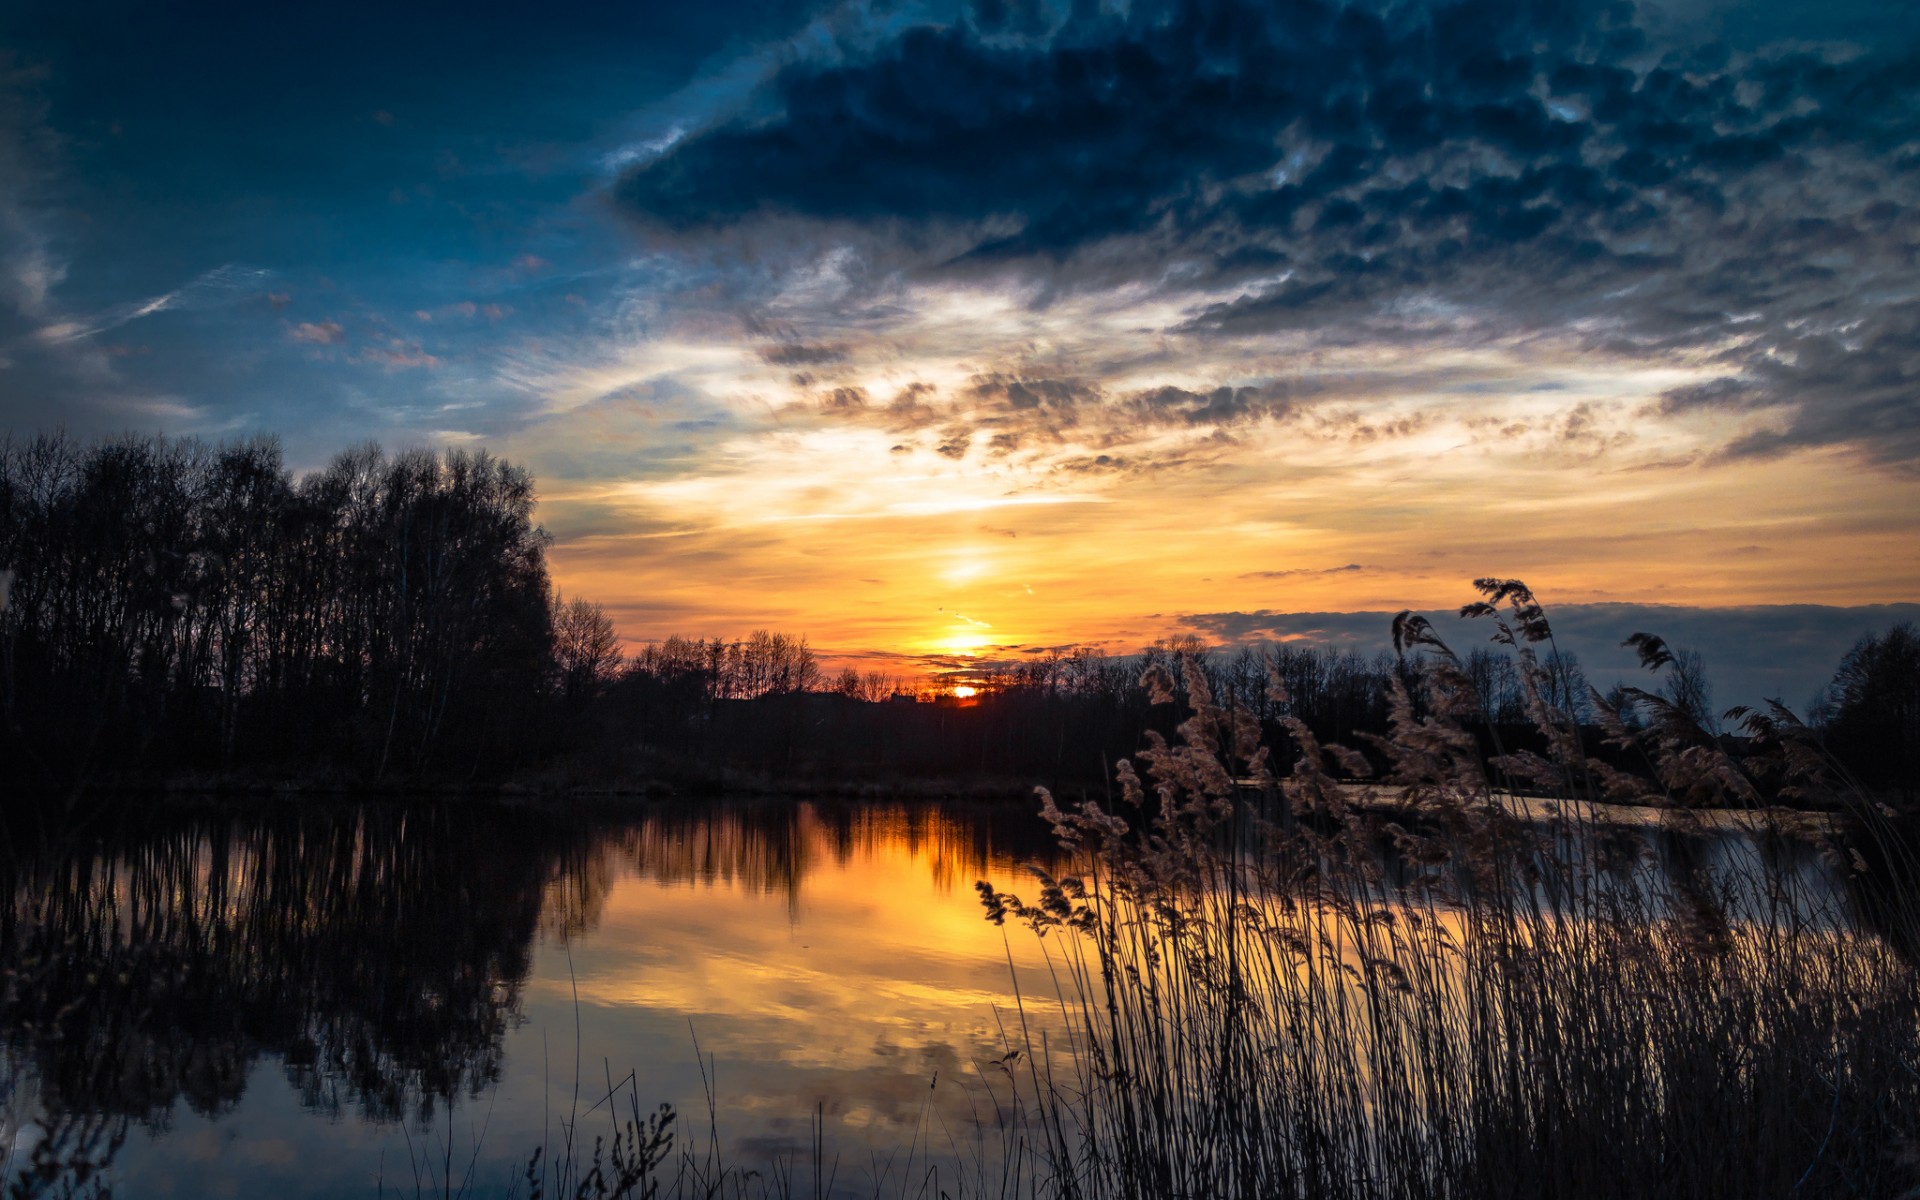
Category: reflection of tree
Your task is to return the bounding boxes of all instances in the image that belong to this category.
[616,802,813,910]
[540,835,622,942]
[0,796,1056,1149]
[0,1092,123,1200]
[808,800,1064,893]
[0,795,1062,1195]
[0,804,611,1131]
[610,800,1064,911]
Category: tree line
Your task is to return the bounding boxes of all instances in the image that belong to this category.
[606,616,1914,802]
[0,431,556,782]
[2,431,1912,797]
[594,634,1590,793]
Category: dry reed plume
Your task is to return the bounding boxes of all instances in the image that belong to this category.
[969,579,1920,1199]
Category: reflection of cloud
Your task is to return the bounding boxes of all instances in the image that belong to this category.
[524,799,1071,1157]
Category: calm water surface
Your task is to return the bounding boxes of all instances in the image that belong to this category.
[2,799,1073,1198]
[0,795,1866,1198]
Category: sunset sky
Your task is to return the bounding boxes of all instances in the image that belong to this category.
[2,0,1917,705]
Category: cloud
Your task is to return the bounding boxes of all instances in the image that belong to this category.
[759,341,848,366]
[34,263,269,345]
[357,339,440,369]
[1123,383,1294,428]
[290,320,346,345]
[1179,608,1395,648]
[967,373,1094,411]
[1176,602,1920,713]
[0,60,64,327]
[1239,563,1368,580]
[615,0,1920,470]
[0,68,290,432]
[819,384,867,410]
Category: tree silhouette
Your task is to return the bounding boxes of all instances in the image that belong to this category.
[0,433,556,782]
[1822,623,1920,799]
[553,594,624,702]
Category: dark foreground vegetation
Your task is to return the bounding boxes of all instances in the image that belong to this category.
[529,582,1920,1199]
[3,572,1918,1198]
[3,433,1916,803]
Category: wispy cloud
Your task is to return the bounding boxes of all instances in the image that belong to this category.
[1240,564,1369,581]
[289,320,346,345]
[0,60,64,327]
[33,263,270,345]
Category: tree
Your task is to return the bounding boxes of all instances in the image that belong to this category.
[1822,623,1920,798]
[1539,648,1592,724]
[1661,646,1716,734]
[553,595,623,701]
[0,433,561,781]
[1462,647,1525,724]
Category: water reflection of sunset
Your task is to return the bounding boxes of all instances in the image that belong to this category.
[514,802,1072,1171]
[6,797,1879,1198]
[1,802,1071,1199]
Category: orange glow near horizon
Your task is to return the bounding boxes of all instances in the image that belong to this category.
[510,289,1920,684]
[536,428,1920,685]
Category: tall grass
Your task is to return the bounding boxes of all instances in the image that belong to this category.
[527,581,1918,1199]
[971,579,1920,1198]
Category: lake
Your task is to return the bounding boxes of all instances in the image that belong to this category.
[0,794,1876,1198]
[2,798,1084,1198]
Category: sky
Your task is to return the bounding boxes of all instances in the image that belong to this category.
[1,0,1917,706]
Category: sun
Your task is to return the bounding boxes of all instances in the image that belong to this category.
[951,685,978,699]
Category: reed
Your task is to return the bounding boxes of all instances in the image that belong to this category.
[972,579,1920,1199]
[521,582,1917,1199]
[511,581,1918,1199]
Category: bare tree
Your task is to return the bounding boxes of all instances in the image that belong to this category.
[553,594,623,701]
[1662,646,1717,733]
